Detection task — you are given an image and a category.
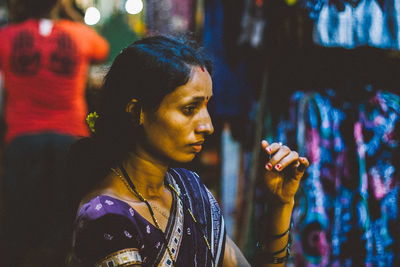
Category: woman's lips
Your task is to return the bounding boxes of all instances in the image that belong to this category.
[190,141,204,153]
[191,144,202,153]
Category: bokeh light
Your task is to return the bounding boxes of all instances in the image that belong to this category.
[84,7,101,25]
[125,0,144,15]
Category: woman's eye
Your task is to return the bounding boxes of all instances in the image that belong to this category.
[183,105,197,115]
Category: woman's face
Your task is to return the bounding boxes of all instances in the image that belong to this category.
[140,66,214,164]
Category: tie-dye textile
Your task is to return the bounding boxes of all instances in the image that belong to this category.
[276,89,400,266]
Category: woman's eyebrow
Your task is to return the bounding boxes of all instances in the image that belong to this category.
[190,95,212,101]
[192,96,206,101]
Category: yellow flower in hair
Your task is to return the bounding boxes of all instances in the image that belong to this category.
[86,112,99,133]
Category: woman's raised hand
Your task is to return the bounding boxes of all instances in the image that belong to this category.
[261,140,309,205]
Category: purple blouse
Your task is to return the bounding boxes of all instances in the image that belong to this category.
[71,168,226,267]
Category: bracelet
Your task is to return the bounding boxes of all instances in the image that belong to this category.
[256,233,292,256]
[256,245,291,264]
[265,248,290,264]
[255,244,291,264]
[265,223,291,240]
[256,229,292,264]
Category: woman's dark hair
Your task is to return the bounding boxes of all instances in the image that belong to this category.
[67,35,212,207]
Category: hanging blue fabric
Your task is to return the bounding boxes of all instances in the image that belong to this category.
[276,89,400,266]
[203,0,252,118]
[305,0,400,50]
[300,0,326,21]
[354,91,400,266]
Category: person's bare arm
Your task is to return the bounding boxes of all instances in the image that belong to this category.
[223,236,251,267]
[221,203,294,267]
[257,201,295,267]
[257,141,309,266]
[222,141,309,267]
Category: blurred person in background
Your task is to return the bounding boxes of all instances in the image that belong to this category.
[0,0,109,265]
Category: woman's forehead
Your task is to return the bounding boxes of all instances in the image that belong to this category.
[150,68,212,110]
[172,67,213,98]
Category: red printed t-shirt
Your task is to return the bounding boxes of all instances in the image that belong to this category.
[0,19,109,143]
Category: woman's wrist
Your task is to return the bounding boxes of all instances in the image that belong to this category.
[268,198,294,210]
[265,199,294,234]
[255,200,294,265]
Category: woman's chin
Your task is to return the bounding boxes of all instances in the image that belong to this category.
[171,153,197,165]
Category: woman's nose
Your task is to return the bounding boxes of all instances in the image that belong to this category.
[195,110,214,135]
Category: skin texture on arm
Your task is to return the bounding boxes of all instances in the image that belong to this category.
[259,140,309,267]
[222,140,309,267]
[222,204,295,267]
[223,236,251,267]
[258,201,294,267]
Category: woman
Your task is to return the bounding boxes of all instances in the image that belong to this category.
[68,35,309,267]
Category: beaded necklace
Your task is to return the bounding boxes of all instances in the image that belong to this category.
[111,166,216,266]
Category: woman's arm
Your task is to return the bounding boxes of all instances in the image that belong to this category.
[222,203,294,267]
[222,203,295,267]
[256,200,294,267]
[257,140,309,266]
[222,141,308,267]
[223,236,251,267]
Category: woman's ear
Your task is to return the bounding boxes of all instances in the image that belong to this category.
[126,99,144,125]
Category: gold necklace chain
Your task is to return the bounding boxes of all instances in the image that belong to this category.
[111,168,169,219]
[111,167,216,266]
[110,168,176,264]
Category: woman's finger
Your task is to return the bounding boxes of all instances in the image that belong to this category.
[264,142,283,156]
[295,157,309,174]
[261,140,269,150]
[269,145,290,163]
[271,151,300,171]
[265,145,290,170]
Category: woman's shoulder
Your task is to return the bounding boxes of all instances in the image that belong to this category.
[75,195,135,224]
[72,195,142,266]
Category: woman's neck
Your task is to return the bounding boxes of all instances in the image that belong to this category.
[120,150,170,200]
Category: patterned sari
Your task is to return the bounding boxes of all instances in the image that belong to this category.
[71,168,226,267]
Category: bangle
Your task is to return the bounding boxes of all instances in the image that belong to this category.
[255,243,291,264]
[265,223,291,240]
[256,245,291,264]
[266,248,290,264]
[255,229,292,264]
[256,233,292,256]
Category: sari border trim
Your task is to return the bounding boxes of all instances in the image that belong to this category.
[152,185,177,266]
[206,187,225,266]
[169,168,226,266]
[157,172,185,266]
[95,248,142,267]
